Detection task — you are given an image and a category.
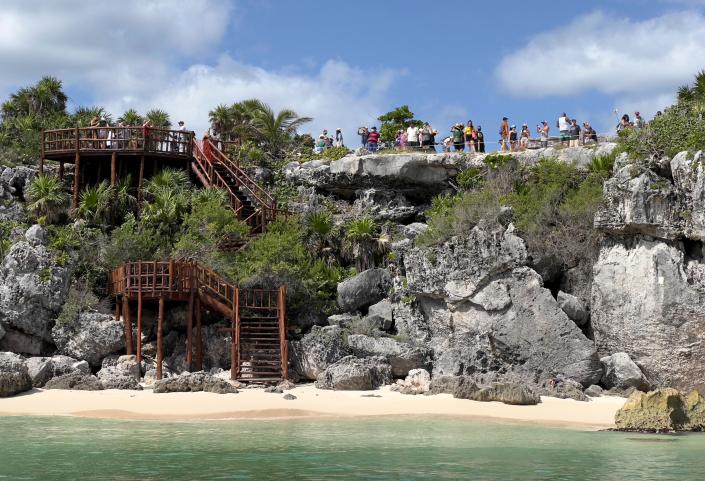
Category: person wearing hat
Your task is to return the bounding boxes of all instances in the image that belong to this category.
[314,134,326,154]
[476,126,485,153]
[634,111,645,130]
[335,128,344,148]
[451,123,464,152]
[519,123,530,150]
[367,126,380,152]
[500,117,510,152]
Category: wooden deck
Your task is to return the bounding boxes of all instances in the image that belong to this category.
[109,261,288,383]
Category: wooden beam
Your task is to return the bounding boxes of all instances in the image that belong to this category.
[231,288,238,381]
[157,297,165,380]
[279,286,288,380]
[196,296,203,371]
[58,161,64,180]
[111,151,117,187]
[136,290,143,378]
[72,151,81,210]
[39,131,45,176]
[122,296,133,356]
[138,155,145,203]
[186,289,194,371]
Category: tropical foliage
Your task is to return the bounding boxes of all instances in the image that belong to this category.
[377,105,424,143]
[26,175,69,223]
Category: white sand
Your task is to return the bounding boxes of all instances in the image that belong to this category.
[0,385,626,429]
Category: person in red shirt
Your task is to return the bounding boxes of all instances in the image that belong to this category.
[367,126,380,152]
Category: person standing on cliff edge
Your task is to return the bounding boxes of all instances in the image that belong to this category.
[358,126,368,148]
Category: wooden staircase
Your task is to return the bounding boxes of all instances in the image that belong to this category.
[109,261,288,383]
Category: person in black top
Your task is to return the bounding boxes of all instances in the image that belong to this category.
[476,126,485,153]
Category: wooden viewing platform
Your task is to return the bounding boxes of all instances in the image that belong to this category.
[109,261,288,383]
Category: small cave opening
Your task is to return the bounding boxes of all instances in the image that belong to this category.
[682,238,704,262]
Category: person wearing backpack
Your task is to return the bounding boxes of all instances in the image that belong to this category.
[476,126,485,153]
[421,123,434,151]
[452,123,464,152]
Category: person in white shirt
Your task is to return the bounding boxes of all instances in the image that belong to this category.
[556,113,570,146]
[406,125,420,149]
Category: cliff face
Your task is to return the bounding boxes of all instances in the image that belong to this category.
[591,151,705,391]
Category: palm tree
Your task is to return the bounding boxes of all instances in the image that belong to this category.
[247,99,312,152]
[74,181,111,226]
[72,106,112,126]
[342,218,389,272]
[144,168,190,199]
[145,109,171,128]
[302,210,334,254]
[111,174,137,224]
[27,175,68,223]
[208,104,234,140]
[33,76,68,117]
[141,188,189,236]
[117,109,144,126]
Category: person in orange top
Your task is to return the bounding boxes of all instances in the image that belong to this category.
[203,131,213,160]
[500,117,510,152]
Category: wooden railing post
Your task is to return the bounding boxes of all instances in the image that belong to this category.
[39,130,45,176]
[157,296,165,380]
[231,288,239,381]
[278,286,288,380]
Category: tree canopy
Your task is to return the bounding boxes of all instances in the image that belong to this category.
[377,105,424,143]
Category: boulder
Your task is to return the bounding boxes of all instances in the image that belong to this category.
[684,387,705,431]
[0,327,45,355]
[456,382,541,406]
[264,386,283,394]
[97,355,142,390]
[52,312,125,367]
[0,351,32,397]
[44,372,104,391]
[315,356,392,390]
[390,368,431,395]
[614,388,688,432]
[327,313,359,329]
[283,393,297,400]
[25,355,89,388]
[600,352,650,392]
[346,334,431,377]
[539,377,589,402]
[289,326,350,380]
[365,300,394,331]
[404,225,527,302]
[591,236,705,391]
[0,230,74,342]
[337,268,392,313]
[153,372,237,394]
[556,291,589,326]
[584,385,604,397]
[429,375,470,395]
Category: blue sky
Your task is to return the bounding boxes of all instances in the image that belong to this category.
[2,0,705,148]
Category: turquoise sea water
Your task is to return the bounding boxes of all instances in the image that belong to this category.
[0,416,704,481]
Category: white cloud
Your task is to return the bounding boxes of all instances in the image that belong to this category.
[496,11,705,98]
[0,0,398,143]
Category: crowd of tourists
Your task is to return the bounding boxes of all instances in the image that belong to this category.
[83,116,191,153]
[314,128,345,153]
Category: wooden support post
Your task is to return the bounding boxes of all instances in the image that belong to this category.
[279,286,288,380]
[157,297,165,380]
[138,155,145,203]
[58,161,64,180]
[115,297,122,335]
[186,289,194,371]
[122,296,133,356]
[136,291,143,378]
[196,296,203,371]
[72,151,81,210]
[231,288,239,381]
[111,151,117,187]
[39,131,45,176]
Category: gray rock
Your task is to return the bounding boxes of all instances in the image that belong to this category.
[0,327,45,355]
[327,313,359,329]
[44,371,104,391]
[600,352,650,392]
[289,326,351,380]
[456,382,541,406]
[591,236,705,391]
[315,356,392,390]
[556,291,589,326]
[400,223,429,239]
[347,334,431,377]
[264,386,283,394]
[25,355,89,388]
[353,189,419,223]
[337,268,392,313]
[365,300,393,331]
[283,393,297,400]
[52,312,125,367]
[153,372,237,394]
[585,385,604,397]
[404,225,527,302]
[24,224,47,245]
[539,377,588,402]
[429,375,470,395]
[469,280,512,311]
[99,370,142,390]
[0,352,32,397]
[0,236,74,341]
[277,380,296,391]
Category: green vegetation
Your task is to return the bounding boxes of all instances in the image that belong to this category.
[619,71,705,159]
[343,218,389,272]
[27,175,69,223]
[419,158,609,274]
[377,105,424,143]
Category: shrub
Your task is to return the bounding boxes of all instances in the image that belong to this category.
[26,175,68,223]
[456,167,483,190]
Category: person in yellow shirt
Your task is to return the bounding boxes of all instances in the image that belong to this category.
[464,120,475,153]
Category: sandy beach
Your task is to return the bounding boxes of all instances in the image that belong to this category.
[0,385,626,429]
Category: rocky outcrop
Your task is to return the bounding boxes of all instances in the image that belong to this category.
[0,166,35,222]
[52,312,125,367]
[615,386,705,432]
[405,225,527,302]
[390,368,431,395]
[0,352,32,397]
[347,334,431,377]
[315,355,392,390]
[0,225,74,347]
[600,352,650,392]
[152,372,237,394]
[556,291,589,326]
[97,355,142,390]
[25,355,89,388]
[365,300,393,331]
[591,236,705,391]
[44,371,104,391]
[456,382,541,406]
[337,268,392,313]
[289,326,350,380]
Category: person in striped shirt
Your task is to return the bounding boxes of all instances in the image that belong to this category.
[367,126,380,152]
